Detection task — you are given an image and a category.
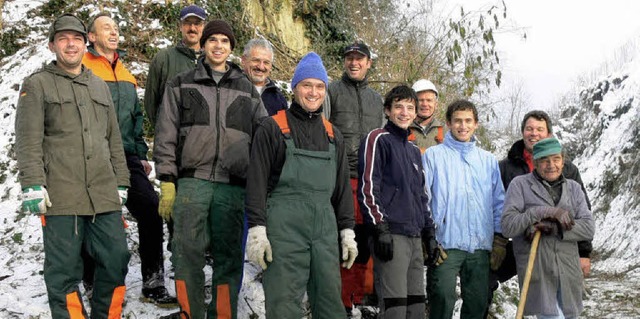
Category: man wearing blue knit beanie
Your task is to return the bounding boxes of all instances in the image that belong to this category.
[245,52,358,318]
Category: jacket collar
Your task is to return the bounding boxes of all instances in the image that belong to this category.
[385,120,411,140]
[86,45,126,62]
[46,61,91,84]
[193,58,243,83]
[443,131,476,154]
[289,101,323,121]
[341,72,369,88]
[409,118,444,132]
[507,139,527,161]
[176,41,199,59]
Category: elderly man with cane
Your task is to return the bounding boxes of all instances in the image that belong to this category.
[501,137,595,319]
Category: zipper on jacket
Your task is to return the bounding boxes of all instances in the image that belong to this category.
[211,85,221,181]
[356,85,363,133]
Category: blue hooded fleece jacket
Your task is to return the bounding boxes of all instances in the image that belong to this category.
[422,131,505,252]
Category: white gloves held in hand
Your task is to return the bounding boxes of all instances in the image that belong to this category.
[247,226,272,270]
[340,228,358,269]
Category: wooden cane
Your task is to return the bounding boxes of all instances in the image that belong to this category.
[516,230,541,319]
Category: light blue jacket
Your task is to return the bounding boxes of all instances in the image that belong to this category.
[422,132,505,252]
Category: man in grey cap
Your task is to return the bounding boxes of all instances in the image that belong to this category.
[15,13,130,318]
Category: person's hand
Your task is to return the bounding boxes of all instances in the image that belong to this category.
[490,234,509,271]
[535,207,574,231]
[547,208,574,231]
[118,186,128,205]
[140,160,152,176]
[580,258,591,277]
[422,228,447,267]
[158,182,176,221]
[340,229,358,269]
[373,223,393,262]
[247,226,272,270]
[21,185,52,214]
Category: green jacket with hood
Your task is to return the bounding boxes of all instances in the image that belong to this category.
[15,62,130,216]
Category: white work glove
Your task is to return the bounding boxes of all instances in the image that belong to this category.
[247,226,272,270]
[117,186,128,205]
[340,228,358,269]
[21,185,52,214]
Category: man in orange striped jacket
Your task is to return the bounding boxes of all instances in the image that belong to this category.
[82,12,177,306]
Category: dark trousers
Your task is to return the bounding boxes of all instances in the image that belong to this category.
[44,212,130,319]
[83,154,165,289]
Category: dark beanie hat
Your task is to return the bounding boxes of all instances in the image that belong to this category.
[200,19,236,50]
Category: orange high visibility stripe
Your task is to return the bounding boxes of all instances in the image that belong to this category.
[121,215,128,228]
[321,116,335,139]
[216,284,232,319]
[82,53,137,86]
[436,126,444,144]
[40,215,46,227]
[272,110,334,139]
[176,280,191,319]
[272,110,291,135]
[107,285,126,319]
[363,257,374,295]
[65,291,86,319]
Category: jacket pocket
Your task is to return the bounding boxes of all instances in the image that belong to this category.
[220,130,250,179]
[226,95,254,134]
[180,88,209,127]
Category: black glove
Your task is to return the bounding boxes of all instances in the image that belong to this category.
[373,223,393,262]
[422,227,446,267]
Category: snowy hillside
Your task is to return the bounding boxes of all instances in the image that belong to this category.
[555,42,640,317]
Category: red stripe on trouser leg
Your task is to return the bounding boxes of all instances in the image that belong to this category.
[107,285,126,319]
[216,284,232,319]
[350,179,363,224]
[364,257,374,294]
[41,215,46,226]
[65,291,86,319]
[176,280,191,319]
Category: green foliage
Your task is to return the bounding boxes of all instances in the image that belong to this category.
[206,0,255,57]
[293,0,354,72]
[11,232,23,245]
[0,28,26,59]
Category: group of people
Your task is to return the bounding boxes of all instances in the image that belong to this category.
[13,4,595,319]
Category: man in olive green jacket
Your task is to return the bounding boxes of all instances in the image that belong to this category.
[15,14,130,318]
[144,4,206,126]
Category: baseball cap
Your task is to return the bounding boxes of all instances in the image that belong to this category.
[180,5,207,21]
[533,137,563,160]
[48,13,87,43]
[343,42,371,59]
